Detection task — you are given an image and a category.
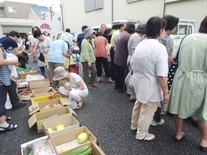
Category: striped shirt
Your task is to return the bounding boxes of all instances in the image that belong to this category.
[0,46,11,86]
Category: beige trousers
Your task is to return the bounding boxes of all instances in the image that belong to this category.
[131,100,158,137]
[48,62,64,87]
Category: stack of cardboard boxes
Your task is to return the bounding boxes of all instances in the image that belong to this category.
[19,75,105,155]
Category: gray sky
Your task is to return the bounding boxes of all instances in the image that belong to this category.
[0,0,60,11]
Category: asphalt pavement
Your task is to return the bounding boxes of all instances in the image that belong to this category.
[0,55,205,155]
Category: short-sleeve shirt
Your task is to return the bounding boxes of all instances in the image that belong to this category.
[160,33,173,55]
[127,33,143,55]
[110,29,121,47]
[69,72,87,89]
[94,36,108,58]
[132,39,168,103]
[114,31,130,66]
[0,37,18,53]
[47,40,68,63]
[38,37,52,53]
[61,32,73,45]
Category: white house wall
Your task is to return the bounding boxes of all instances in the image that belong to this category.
[62,0,112,33]
[112,0,164,21]
[62,0,207,33]
[165,0,207,31]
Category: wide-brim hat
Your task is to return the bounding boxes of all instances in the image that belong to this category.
[53,66,68,81]
[84,27,95,38]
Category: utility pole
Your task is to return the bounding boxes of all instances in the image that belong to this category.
[49,4,55,21]
[60,4,64,31]
[111,0,114,22]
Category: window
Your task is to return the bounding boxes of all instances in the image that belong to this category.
[127,0,140,4]
[8,6,17,13]
[0,8,4,16]
[85,0,103,12]
[173,25,192,35]
[165,0,182,3]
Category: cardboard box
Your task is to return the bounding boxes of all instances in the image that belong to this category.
[31,93,62,104]
[32,87,56,97]
[89,141,106,155]
[18,69,37,79]
[26,74,44,81]
[50,126,97,155]
[20,136,56,155]
[28,98,71,115]
[28,107,75,133]
[43,114,80,137]
[16,79,28,93]
[28,78,50,90]
[18,89,33,101]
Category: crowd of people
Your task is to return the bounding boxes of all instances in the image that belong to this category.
[0,15,207,153]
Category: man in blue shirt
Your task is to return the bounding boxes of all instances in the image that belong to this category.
[47,40,70,88]
[77,25,88,54]
[0,31,23,55]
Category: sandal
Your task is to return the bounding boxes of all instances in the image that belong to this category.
[108,80,113,84]
[199,146,207,152]
[161,111,166,115]
[76,101,83,110]
[6,116,11,122]
[0,123,18,132]
[174,132,185,142]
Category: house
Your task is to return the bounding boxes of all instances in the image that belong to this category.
[60,0,207,33]
[0,0,32,19]
[0,1,62,38]
[29,5,50,20]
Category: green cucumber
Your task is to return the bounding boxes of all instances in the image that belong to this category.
[25,146,34,155]
[78,148,92,155]
[66,146,90,155]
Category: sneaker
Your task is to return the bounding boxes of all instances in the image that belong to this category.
[136,133,155,141]
[150,118,165,126]
[90,84,97,87]
[87,85,92,90]
[129,97,136,102]
[12,102,26,110]
[130,124,137,131]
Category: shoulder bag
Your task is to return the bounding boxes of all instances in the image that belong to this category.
[168,36,186,90]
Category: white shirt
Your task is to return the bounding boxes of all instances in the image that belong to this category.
[61,32,73,46]
[69,72,87,89]
[28,34,33,43]
[131,39,168,103]
[38,36,52,53]
[7,53,18,78]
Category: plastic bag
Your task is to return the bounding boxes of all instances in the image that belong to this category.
[125,71,132,85]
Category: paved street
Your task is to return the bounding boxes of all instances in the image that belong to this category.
[0,55,205,155]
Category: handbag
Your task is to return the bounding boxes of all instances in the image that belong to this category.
[68,53,79,74]
[69,64,79,74]
[168,36,186,90]
[38,52,45,62]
